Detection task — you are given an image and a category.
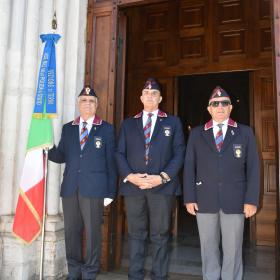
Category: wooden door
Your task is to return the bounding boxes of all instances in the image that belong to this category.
[253,69,277,246]
[272,0,280,276]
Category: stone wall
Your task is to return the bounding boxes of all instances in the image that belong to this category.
[0,0,88,279]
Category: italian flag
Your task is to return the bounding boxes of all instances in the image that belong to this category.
[12,117,53,244]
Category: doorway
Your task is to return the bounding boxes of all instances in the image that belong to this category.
[177,71,251,246]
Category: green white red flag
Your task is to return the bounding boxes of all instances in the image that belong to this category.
[12,34,60,244]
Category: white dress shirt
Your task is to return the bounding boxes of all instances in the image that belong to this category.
[79,116,94,134]
[142,109,158,138]
[213,119,229,139]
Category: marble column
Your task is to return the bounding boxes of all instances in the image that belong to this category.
[0,0,88,279]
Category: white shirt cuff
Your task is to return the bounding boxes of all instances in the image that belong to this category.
[104,198,113,206]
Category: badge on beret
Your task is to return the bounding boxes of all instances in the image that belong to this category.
[233,144,242,158]
[163,126,171,137]
[85,87,91,95]
[94,137,102,149]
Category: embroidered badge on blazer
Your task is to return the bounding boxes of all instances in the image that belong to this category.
[233,144,242,158]
[163,126,172,137]
[94,136,102,149]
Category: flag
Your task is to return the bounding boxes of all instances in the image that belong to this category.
[13,34,60,244]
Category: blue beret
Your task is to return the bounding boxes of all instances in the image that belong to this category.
[79,85,98,98]
[209,86,230,101]
[143,78,161,92]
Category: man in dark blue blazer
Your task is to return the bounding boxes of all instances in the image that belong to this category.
[48,86,117,280]
[116,78,185,280]
[184,86,260,280]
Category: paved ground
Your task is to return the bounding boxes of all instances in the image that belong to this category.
[97,270,202,280]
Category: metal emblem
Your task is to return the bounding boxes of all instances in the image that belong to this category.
[231,130,235,136]
[147,83,152,89]
[217,89,221,96]
[85,87,91,95]
[164,126,171,136]
[94,137,102,149]
[233,144,242,158]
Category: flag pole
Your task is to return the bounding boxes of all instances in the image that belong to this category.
[39,148,49,280]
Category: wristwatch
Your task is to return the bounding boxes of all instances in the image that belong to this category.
[159,172,170,184]
[159,173,170,184]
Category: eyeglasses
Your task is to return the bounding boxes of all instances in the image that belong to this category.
[209,100,231,107]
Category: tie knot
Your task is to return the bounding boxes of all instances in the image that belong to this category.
[218,123,223,129]
[148,113,153,118]
[82,121,87,128]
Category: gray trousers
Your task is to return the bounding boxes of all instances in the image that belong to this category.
[196,210,244,280]
[62,192,103,280]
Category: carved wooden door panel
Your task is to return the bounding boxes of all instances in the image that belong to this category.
[253,69,277,246]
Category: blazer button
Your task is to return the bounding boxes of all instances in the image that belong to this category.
[218,182,222,186]
[80,154,83,158]
[78,170,81,173]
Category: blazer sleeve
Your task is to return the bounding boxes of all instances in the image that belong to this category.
[244,127,260,206]
[106,126,118,199]
[162,117,186,178]
[183,129,197,204]
[115,122,133,179]
[48,126,66,164]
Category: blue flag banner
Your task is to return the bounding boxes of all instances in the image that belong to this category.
[34,33,61,118]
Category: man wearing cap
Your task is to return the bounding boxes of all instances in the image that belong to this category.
[116,78,185,280]
[183,86,260,280]
[48,86,117,280]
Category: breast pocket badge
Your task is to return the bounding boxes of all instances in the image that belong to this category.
[233,144,242,158]
[94,136,102,149]
[163,126,172,137]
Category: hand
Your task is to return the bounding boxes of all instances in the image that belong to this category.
[127,173,149,188]
[185,203,198,216]
[139,175,162,189]
[244,204,257,218]
[104,198,113,207]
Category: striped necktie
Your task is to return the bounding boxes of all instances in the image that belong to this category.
[215,123,224,152]
[143,113,153,164]
[80,121,88,150]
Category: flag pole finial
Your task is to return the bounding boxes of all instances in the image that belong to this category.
[52,0,57,31]
[52,11,57,30]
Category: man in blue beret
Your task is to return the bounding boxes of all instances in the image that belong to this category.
[116,78,185,280]
[48,85,117,280]
[183,86,260,280]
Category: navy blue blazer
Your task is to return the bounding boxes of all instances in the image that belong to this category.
[116,111,185,196]
[183,119,260,214]
[48,116,117,199]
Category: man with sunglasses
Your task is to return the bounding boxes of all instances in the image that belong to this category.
[183,86,260,280]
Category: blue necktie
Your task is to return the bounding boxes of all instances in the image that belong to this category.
[80,121,88,150]
[143,113,153,164]
[215,124,224,152]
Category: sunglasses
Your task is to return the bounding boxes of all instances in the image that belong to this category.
[209,100,231,107]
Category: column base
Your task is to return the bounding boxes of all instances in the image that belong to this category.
[0,214,67,279]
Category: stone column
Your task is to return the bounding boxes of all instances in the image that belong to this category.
[0,0,26,216]
[0,0,11,132]
[0,0,88,279]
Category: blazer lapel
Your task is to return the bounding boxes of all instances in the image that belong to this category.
[220,125,239,152]
[74,125,81,150]
[82,124,101,152]
[136,117,145,143]
[150,117,162,142]
[202,128,218,153]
